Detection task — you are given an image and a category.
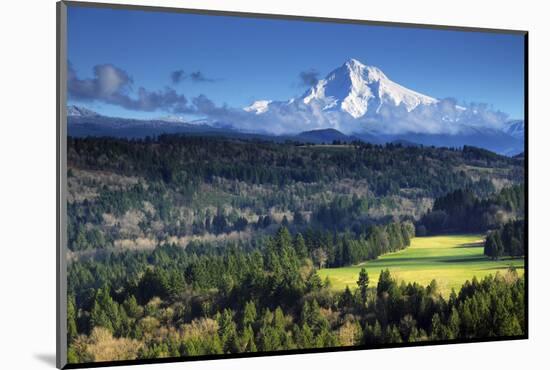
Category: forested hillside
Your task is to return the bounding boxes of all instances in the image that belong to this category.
[418,185,524,235]
[67,137,523,254]
[66,136,525,364]
[67,227,525,363]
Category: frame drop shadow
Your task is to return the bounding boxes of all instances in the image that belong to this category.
[34,353,56,367]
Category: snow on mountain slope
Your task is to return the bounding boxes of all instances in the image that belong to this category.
[301,58,437,118]
[240,58,516,141]
[67,105,99,117]
[243,100,272,115]
[504,120,525,139]
[247,59,438,119]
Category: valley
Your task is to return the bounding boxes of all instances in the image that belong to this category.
[319,234,525,296]
[65,134,526,364]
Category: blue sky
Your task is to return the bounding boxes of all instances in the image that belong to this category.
[67,5,525,120]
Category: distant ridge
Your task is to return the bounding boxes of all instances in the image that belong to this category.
[295,128,357,144]
[67,105,99,117]
[66,104,523,156]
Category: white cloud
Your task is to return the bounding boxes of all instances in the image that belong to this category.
[199,96,511,136]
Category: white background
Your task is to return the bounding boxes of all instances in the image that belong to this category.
[0,0,547,369]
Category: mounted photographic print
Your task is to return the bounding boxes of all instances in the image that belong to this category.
[56,1,528,368]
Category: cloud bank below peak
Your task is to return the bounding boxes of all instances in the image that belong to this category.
[67,59,521,142]
[234,59,518,136]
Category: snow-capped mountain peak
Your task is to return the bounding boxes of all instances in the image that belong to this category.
[245,58,439,120]
[344,58,388,82]
[301,58,438,118]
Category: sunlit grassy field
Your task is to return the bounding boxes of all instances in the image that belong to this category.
[318,234,524,297]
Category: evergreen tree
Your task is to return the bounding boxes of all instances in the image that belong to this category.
[447,307,461,339]
[338,286,355,311]
[293,233,308,260]
[90,286,126,335]
[377,269,394,296]
[357,268,370,307]
[67,295,78,344]
[242,301,257,329]
[218,309,238,353]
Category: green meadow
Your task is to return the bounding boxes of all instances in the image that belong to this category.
[318,234,524,297]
